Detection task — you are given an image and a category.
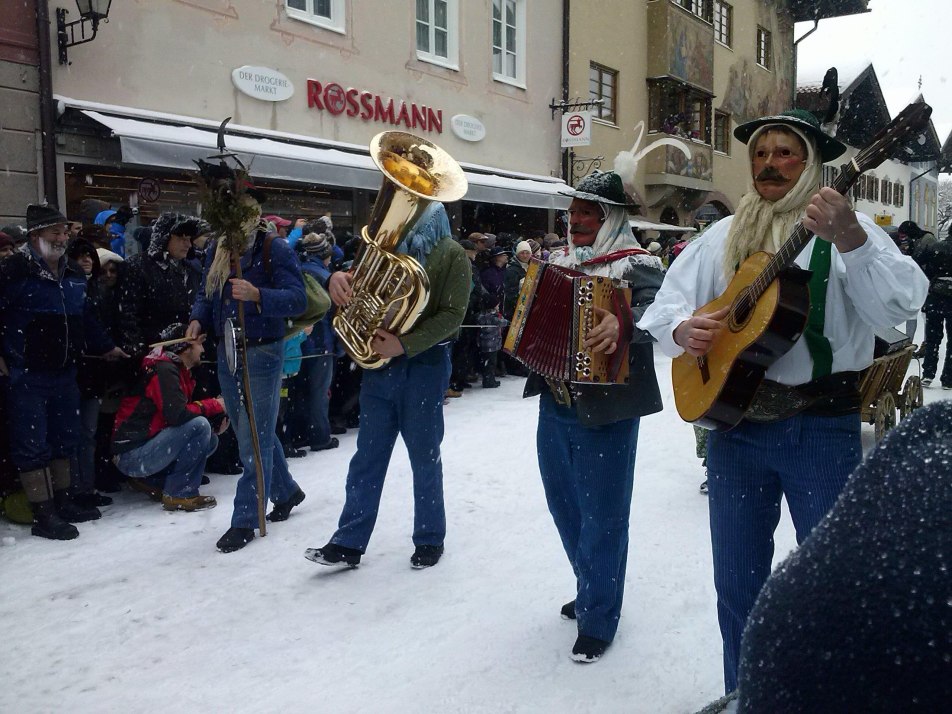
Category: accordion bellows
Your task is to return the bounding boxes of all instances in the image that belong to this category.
[504,259,632,384]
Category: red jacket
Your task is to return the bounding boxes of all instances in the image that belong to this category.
[112,352,224,454]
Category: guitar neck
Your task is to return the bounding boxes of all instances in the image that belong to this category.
[750,163,859,297]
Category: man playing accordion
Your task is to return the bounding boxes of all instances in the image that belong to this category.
[522,168,665,663]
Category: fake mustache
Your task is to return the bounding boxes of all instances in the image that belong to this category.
[755,167,789,182]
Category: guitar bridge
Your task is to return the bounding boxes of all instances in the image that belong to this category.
[697,355,710,384]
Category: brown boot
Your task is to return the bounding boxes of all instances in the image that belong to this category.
[162,494,217,512]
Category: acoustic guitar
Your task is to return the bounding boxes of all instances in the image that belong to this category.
[672,102,933,430]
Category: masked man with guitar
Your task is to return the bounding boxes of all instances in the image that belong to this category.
[638,109,928,694]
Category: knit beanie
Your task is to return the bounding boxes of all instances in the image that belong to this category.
[0,231,13,251]
[515,240,532,256]
[300,231,333,260]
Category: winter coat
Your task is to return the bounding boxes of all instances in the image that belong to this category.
[300,257,338,357]
[736,401,952,712]
[503,258,528,319]
[112,351,225,454]
[190,231,307,344]
[524,253,665,427]
[0,243,113,371]
[476,309,507,353]
[399,237,471,359]
[918,237,952,316]
[77,276,125,399]
[118,233,203,355]
[282,332,306,377]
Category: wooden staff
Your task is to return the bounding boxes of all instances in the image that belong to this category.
[233,258,268,537]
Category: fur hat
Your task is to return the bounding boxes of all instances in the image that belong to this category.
[299,231,333,259]
[26,204,69,233]
[734,108,847,163]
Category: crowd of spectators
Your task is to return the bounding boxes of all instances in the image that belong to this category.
[0,198,695,539]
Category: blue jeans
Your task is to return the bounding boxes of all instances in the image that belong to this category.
[331,344,451,552]
[303,354,334,447]
[707,413,862,694]
[218,340,301,529]
[114,419,218,497]
[536,392,641,643]
[7,366,81,472]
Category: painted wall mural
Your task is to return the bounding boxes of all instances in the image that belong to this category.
[666,143,713,182]
[719,9,795,123]
[667,9,714,90]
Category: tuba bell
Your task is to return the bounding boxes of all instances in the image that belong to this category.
[333,131,468,369]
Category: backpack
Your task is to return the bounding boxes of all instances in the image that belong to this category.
[262,234,331,337]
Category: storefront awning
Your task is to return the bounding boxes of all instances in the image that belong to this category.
[629,218,696,233]
[80,110,571,211]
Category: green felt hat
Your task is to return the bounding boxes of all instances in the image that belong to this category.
[734,109,847,163]
[560,170,633,206]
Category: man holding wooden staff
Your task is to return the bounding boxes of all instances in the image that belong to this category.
[637,109,928,694]
[188,179,307,554]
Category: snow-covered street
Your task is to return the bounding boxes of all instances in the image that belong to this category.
[1,342,943,714]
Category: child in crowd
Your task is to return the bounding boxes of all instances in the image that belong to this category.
[277,328,309,459]
[476,292,508,389]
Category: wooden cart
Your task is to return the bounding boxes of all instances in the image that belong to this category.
[858,344,923,441]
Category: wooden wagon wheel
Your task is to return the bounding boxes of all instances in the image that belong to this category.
[874,391,898,441]
[900,375,924,419]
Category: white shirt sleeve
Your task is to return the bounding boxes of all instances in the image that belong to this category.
[835,213,929,328]
[636,220,729,357]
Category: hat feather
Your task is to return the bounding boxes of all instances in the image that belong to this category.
[613,121,691,189]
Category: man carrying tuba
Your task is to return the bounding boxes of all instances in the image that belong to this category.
[305,201,471,570]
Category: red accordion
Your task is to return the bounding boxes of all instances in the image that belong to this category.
[504,259,632,384]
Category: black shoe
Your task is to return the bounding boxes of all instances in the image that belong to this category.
[482,378,500,388]
[217,527,256,553]
[73,491,113,508]
[699,480,708,495]
[267,488,306,522]
[410,544,444,569]
[310,437,339,452]
[31,500,79,540]
[330,425,347,435]
[304,542,362,567]
[201,475,211,485]
[285,447,307,459]
[54,490,102,523]
[571,635,610,663]
[561,600,577,620]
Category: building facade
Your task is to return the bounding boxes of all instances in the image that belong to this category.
[566,0,868,236]
[23,1,566,235]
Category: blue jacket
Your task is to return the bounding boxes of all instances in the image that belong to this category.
[191,232,307,343]
[299,256,338,356]
[0,243,114,371]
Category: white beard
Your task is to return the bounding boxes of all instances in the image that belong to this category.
[37,238,67,262]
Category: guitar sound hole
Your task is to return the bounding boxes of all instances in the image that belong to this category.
[729,293,754,331]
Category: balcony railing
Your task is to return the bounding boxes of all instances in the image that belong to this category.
[643,134,714,188]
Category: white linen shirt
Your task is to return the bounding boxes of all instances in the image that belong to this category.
[637,212,928,386]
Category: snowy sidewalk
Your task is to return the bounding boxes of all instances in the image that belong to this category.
[1,342,941,713]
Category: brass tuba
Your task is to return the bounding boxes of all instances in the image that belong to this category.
[333,131,467,369]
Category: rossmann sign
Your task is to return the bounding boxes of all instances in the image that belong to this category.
[306,79,443,134]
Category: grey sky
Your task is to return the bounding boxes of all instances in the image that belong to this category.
[795,0,950,152]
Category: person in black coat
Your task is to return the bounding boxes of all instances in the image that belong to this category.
[735,400,952,713]
[916,224,952,388]
[117,212,205,356]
